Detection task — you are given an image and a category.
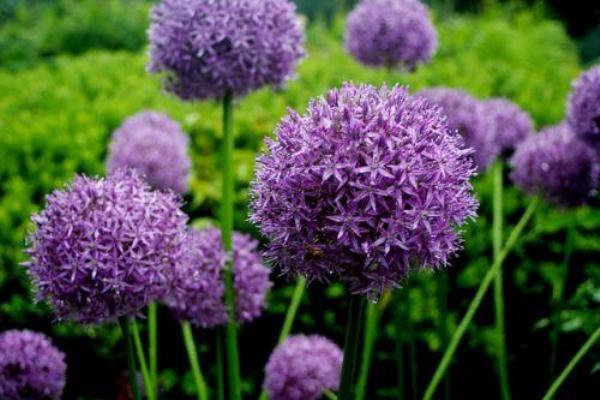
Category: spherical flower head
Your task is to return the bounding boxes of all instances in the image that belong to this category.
[263,334,342,400]
[0,330,66,400]
[106,111,191,194]
[482,98,534,155]
[345,0,438,70]
[24,169,189,324]
[148,0,306,101]
[568,66,600,142]
[167,227,271,328]
[417,87,497,170]
[250,83,478,297]
[510,123,600,206]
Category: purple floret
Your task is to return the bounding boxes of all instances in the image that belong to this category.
[167,227,271,328]
[482,98,534,155]
[264,334,342,400]
[568,66,600,142]
[148,0,305,101]
[346,0,437,70]
[250,83,478,297]
[0,330,66,400]
[24,169,189,324]
[106,111,191,194]
[510,123,600,206]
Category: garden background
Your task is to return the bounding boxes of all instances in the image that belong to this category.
[0,0,598,398]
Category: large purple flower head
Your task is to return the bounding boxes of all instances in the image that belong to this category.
[148,0,306,101]
[106,111,191,194]
[482,98,534,156]
[24,170,189,324]
[250,83,478,297]
[0,330,66,400]
[263,334,342,400]
[167,227,271,328]
[345,0,438,70]
[568,66,600,142]
[510,123,600,206]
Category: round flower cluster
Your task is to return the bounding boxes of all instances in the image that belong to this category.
[0,330,66,400]
[510,123,600,206]
[568,65,600,142]
[263,334,342,400]
[167,227,271,328]
[251,83,478,296]
[148,0,305,100]
[482,98,534,155]
[24,170,189,324]
[346,0,437,70]
[106,111,191,194]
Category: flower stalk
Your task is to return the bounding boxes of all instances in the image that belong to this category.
[181,322,209,400]
[339,295,366,400]
[131,320,155,400]
[148,302,158,398]
[119,317,141,400]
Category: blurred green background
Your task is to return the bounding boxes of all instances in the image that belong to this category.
[0,0,598,398]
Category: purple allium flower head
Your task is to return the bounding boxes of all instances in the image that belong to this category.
[24,169,189,324]
[345,0,438,70]
[167,227,271,328]
[417,87,496,170]
[510,123,600,206]
[568,66,600,142]
[0,330,66,400]
[264,334,342,400]
[482,98,534,155]
[106,111,191,194]
[250,83,478,297]
[148,0,306,101]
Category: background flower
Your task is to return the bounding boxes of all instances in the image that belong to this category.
[568,65,600,142]
[482,98,534,156]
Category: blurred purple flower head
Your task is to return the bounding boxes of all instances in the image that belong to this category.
[167,227,271,328]
[264,334,342,400]
[510,123,600,206]
[568,65,600,142]
[24,169,189,324]
[250,83,478,297]
[148,0,306,101]
[346,0,438,70]
[417,87,496,170]
[482,98,534,155]
[0,330,66,400]
[106,111,191,194]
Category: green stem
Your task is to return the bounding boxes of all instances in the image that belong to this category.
[324,389,339,400]
[181,322,209,400]
[215,329,225,400]
[131,320,156,400]
[492,163,511,400]
[119,317,141,400]
[339,295,366,400]
[542,326,600,400]
[423,197,539,400]
[222,90,241,400]
[393,294,406,400]
[355,302,379,400]
[148,302,158,398]
[406,296,418,400]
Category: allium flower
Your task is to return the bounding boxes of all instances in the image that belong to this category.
[417,87,496,170]
[263,334,342,400]
[482,98,534,155]
[250,83,478,296]
[346,0,438,70]
[510,123,600,206]
[0,330,66,400]
[106,111,191,194]
[167,227,271,328]
[148,0,305,101]
[24,170,189,324]
[568,66,600,142]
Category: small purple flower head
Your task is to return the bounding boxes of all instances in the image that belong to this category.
[481,98,534,155]
[0,330,66,400]
[568,66,600,142]
[263,334,342,400]
[148,0,306,101]
[250,83,478,297]
[24,170,189,324]
[417,87,496,170]
[167,227,271,328]
[510,123,600,206]
[346,0,438,70]
[106,111,191,194]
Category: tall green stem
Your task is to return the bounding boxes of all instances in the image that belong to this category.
[339,295,366,400]
[423,197,539,400]
[393,293,406,400]
[215,329,225,400]
[406,296,418,400]
[119,317,141,400]
[131,320,156,400]
[492,162,511,400]
[355,302,379,400]
[148,302,158,398]
[542,326,600,400]
[181,322,208,400]
[222,90,241,400]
